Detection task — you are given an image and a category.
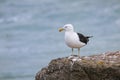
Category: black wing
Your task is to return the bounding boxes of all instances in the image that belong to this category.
[77,33,92,44]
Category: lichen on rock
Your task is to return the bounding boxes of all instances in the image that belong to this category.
[35,51,120,80]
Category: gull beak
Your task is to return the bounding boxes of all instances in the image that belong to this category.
[59,28,64,32]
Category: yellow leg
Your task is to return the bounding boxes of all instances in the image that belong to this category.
[78,48,80,56]
[72,48,74,55]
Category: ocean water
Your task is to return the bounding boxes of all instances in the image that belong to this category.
[0,0,120,80]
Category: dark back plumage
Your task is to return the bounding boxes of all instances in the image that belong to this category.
[77,33,92,44]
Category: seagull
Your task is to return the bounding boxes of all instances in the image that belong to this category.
[59,24,92,56]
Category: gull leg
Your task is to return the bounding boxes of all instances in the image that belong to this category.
[78,48,80,56]
[72,48,74,55]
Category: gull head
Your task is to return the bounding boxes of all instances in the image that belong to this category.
[59,24,74,32]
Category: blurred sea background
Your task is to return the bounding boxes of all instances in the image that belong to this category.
[0,0,120,80]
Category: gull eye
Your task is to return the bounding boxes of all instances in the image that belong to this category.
[64,26,68,28]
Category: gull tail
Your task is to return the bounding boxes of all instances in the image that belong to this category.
[86,36,93,38]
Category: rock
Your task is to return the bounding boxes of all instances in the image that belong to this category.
[35,51,120,80]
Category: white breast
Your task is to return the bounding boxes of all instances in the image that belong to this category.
[65,31,85,48]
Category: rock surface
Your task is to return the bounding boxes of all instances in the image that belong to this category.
[35,51,120,80]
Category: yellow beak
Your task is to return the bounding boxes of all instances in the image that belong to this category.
[58,28,64,32]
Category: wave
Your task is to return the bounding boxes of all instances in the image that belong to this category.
[0,14,32,24]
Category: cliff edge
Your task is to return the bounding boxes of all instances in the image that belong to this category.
[35,51,120,80]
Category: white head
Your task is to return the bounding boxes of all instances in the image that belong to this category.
[59,24,74,32]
